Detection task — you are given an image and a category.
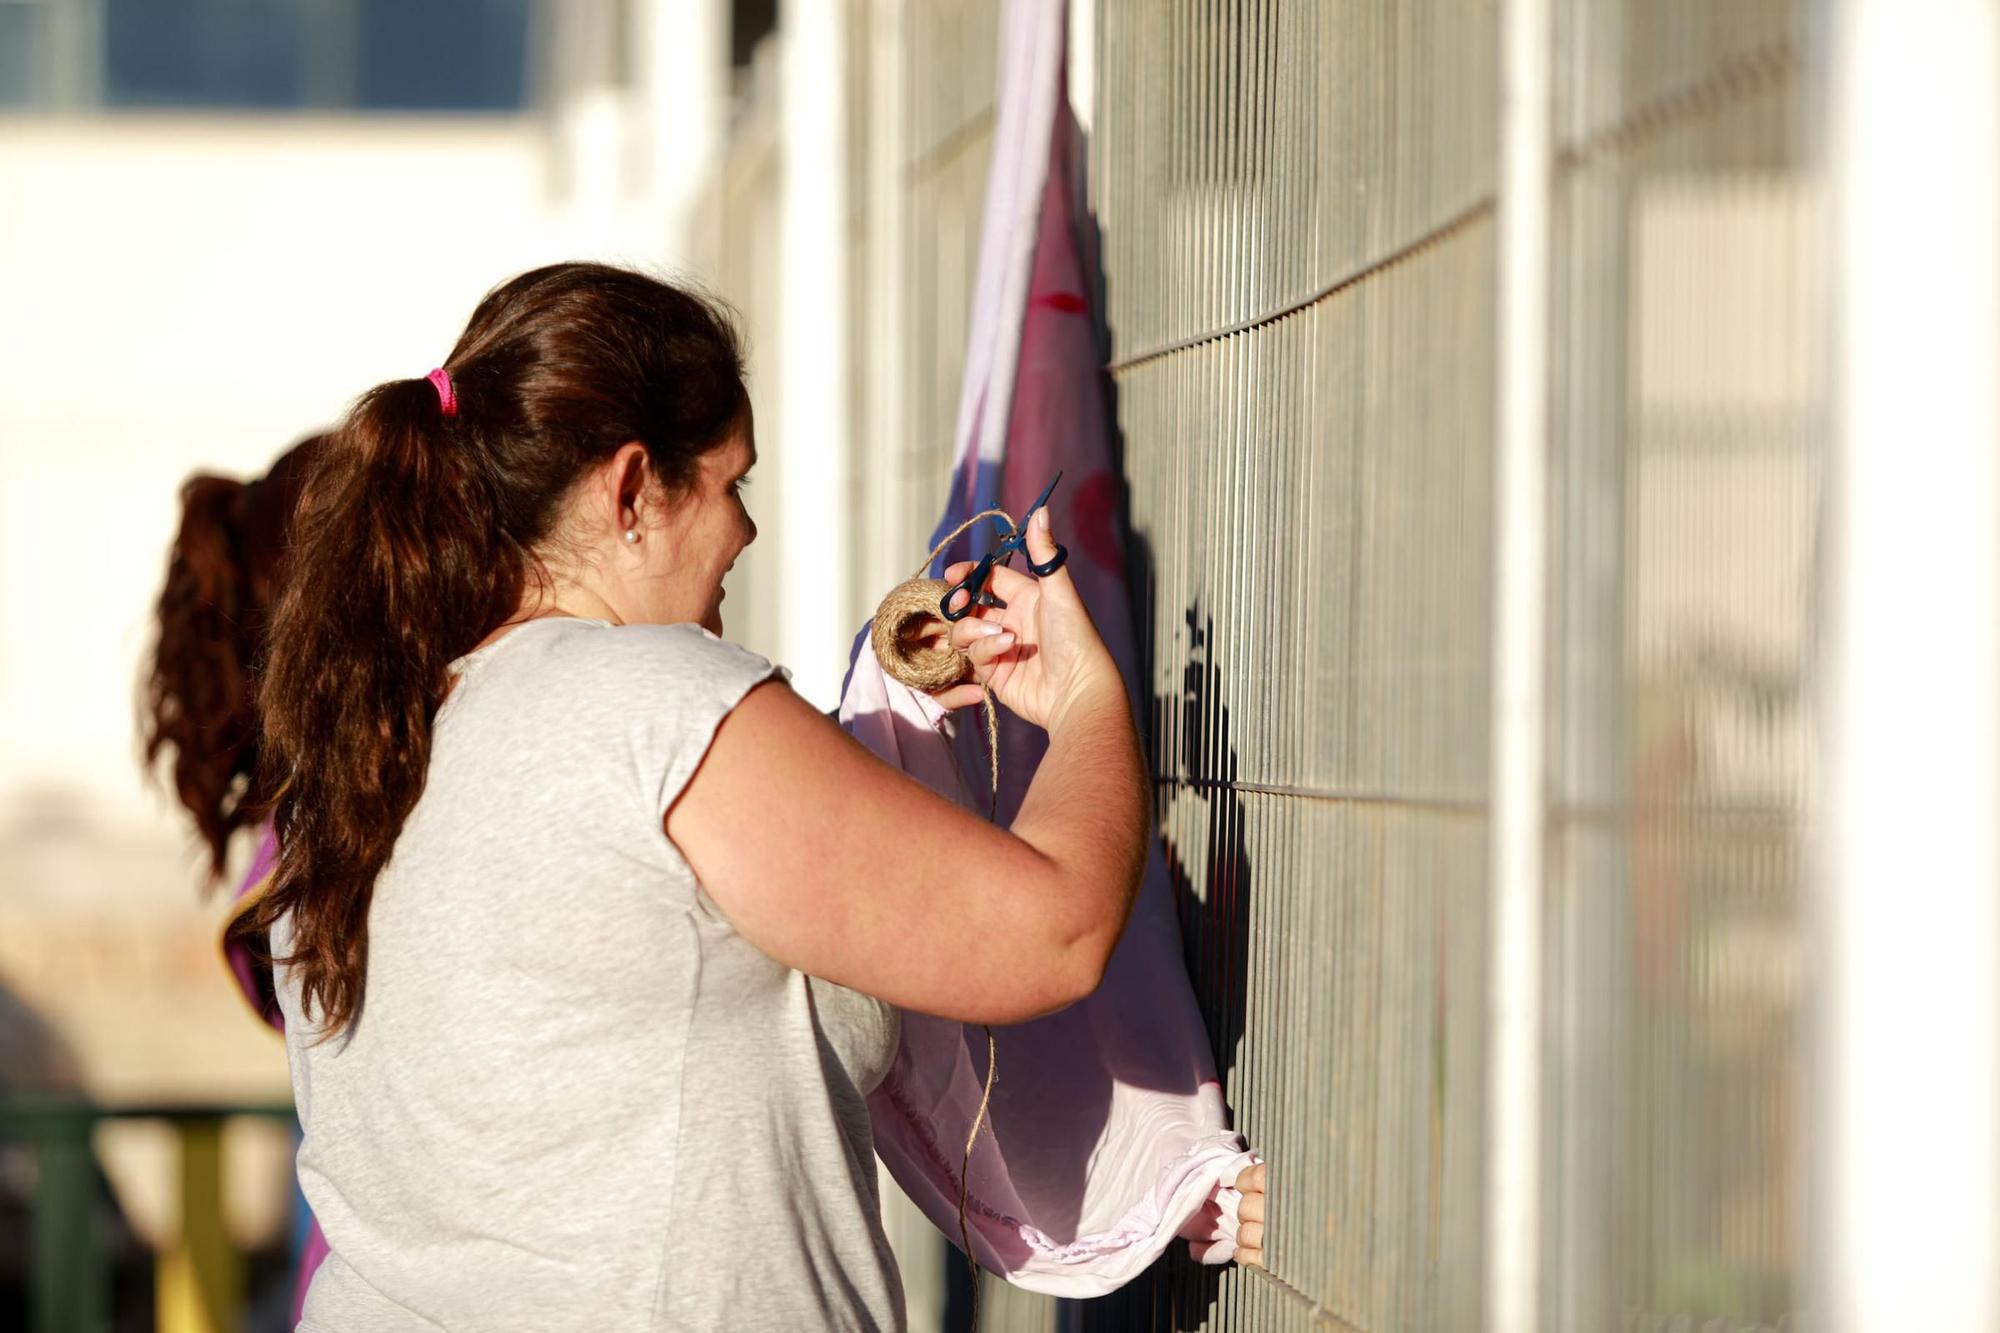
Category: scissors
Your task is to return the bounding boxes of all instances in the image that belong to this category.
[938,471,1069,622]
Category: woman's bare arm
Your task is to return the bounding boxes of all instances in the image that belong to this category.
[665,510,1148,1024]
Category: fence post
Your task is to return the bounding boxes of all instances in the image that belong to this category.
[1487,0,1554,1328]
[30,1112,109,1333]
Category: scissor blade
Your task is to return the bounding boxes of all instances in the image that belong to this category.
[989,471,1066,564]
[1025,469,1065,520]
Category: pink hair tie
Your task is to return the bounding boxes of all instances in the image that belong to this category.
[426,367,458,420]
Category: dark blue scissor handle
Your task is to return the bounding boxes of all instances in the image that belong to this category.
[938,471,1068,621]
[940,553,999,622]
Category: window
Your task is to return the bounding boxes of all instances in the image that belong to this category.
[0,0,534,112]
[0,0,53,108]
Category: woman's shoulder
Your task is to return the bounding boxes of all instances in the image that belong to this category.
[528,622,790,814]
[497,619,784,701]
[572,620,774,675]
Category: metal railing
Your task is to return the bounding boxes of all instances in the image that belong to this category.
[0,1097,297,1333]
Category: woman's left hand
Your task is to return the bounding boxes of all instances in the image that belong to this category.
[907,510,1120,731]
[1233,1161,1267,1267]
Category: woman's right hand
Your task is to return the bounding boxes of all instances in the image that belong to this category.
[916,507,1123,732]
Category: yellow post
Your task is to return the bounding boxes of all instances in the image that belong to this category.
[156,1117,241,1333]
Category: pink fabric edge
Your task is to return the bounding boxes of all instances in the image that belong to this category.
[846,636,1254,1294]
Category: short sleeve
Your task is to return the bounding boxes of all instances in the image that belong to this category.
[615,624,789,824]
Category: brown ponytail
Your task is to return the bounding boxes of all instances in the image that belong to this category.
[144,438,324,877]
[241,262,747,1035]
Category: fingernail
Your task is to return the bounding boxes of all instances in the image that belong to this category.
[973,621,1004,637]
[1035,506,1050,533]
[993,632,1015,648]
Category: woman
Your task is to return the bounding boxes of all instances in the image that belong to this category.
[142,435,330,1317]
[242,262,1160,1330]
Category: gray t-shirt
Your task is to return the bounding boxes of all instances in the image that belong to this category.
[274,618,905,1331]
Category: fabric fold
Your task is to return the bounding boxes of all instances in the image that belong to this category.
[844,640,1254,1294]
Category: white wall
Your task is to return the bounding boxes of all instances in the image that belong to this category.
[5,120,532,818]
[0,6,733,830]
[0,82,719,1254]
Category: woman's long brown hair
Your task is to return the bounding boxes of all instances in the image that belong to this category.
[144,437,325,877]
[239,263,747,1036]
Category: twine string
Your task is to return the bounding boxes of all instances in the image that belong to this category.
[870,507,1016,1329]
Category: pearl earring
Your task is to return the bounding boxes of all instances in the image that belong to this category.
[623,529,640,544]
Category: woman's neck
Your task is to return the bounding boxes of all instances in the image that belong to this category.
[471,581,623,655]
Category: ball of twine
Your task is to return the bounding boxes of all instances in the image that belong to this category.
[870,577,968,692]
[868,507,1017,806]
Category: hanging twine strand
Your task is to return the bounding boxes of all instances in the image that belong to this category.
[870,507,1015,1328]
[954,1027,998,1327]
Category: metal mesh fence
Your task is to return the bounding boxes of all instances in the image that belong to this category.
[846,0,1003,637]
[723,1,1815,1328]
[1544,6,1809,1330]
[1082,4,1498,1328]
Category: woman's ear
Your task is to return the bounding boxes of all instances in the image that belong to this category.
[609,442,651,533]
